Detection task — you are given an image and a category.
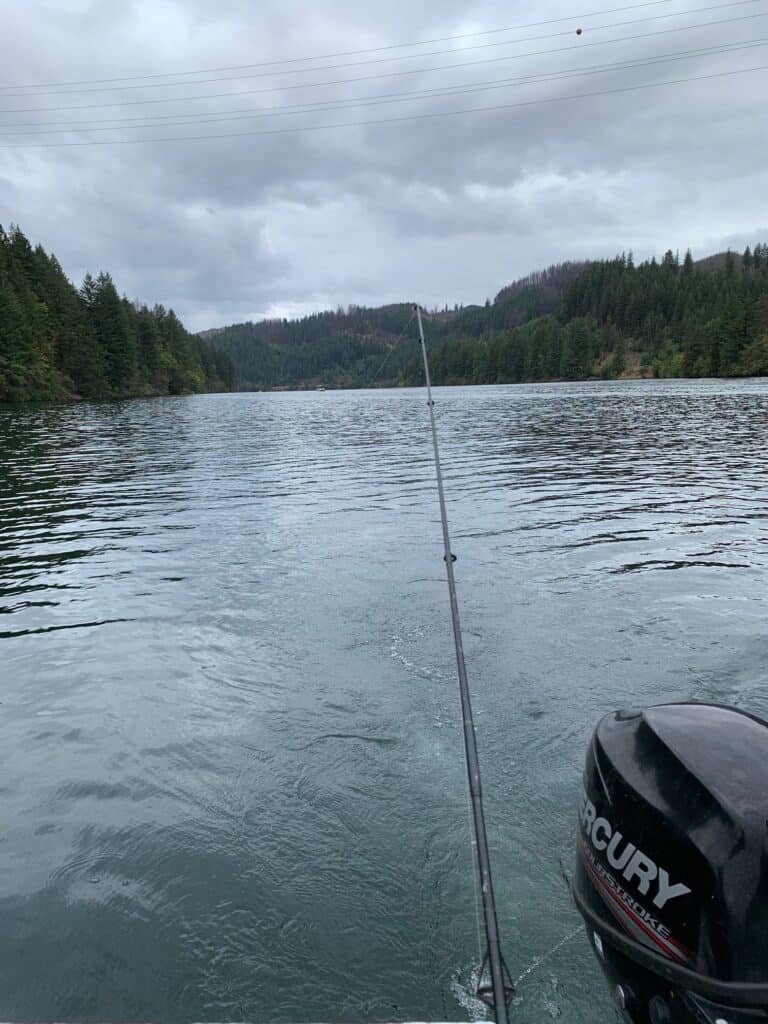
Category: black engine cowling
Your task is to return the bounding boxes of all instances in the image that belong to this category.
[573,703,768,1023]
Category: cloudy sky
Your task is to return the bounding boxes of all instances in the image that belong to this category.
[1,0,766,331]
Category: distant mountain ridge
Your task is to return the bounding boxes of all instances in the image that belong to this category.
[398,245,768,386]
[493,261,589,306]
[202,244,768,389]
[201,261,588,390]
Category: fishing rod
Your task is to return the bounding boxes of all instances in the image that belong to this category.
[414,305,514,1023]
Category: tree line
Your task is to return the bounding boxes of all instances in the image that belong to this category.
[0,224,233,403]
[208,249,768,390]
[401,247,768,386]
[205,263,587,390]
[203,303,420,389]
[9,225,765,400]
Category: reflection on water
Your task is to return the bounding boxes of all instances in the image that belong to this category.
[1,380,767,1022]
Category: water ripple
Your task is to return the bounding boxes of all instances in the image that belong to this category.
[1,381,768,1023]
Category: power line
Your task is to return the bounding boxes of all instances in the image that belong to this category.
[3,0,760,97]
[2,38,763,136]
[0,0,678,92]
[4,38,760,134]
[2,12,764,115]
[1,61,764,149]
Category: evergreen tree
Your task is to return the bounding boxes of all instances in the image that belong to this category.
[89,273,137,394]
[394,247,768,386]
[0,223,232,402]
[135,306,165,392]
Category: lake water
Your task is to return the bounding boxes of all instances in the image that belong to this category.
[1,380,767,1023]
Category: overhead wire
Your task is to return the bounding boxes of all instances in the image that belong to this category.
[1,61,764,149]
[0,0,678,91]
[2,37,765,136]
[1,0,761,98]
[2,9,766,115]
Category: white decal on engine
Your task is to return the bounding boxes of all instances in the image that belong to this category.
[581,794,691,909]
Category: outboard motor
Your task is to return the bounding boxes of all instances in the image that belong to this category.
[573,703,768,1023]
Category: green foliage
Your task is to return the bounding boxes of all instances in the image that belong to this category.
[0,223,233,403]
[401,245,768,387]
[206,247,768,390]
[206,263,587,390]
[203,304,423,390]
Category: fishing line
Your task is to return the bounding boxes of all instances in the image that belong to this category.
[400,315,502,999]
[465,775,486,970]
[414,305,514,1023]
[514,925,586,986]
[364,308,417,389]
[375,322,487,1005]
[365,305,489,1000]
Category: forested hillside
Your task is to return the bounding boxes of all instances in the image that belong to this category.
[201,303,418,391]
[0,224,233,403]
[402,247,768,385]
[9,224,764,402]
[205,246,768,390]
[204,262,584,390]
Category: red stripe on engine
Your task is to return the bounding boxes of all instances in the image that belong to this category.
[579,840,686,964]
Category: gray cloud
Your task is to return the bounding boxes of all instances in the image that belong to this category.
[1,0,766,330]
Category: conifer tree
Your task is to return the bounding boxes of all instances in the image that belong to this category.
[89,273,138,394]
[0,223,232,402]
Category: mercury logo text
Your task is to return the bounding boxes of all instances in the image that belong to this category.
[581,795,691,910]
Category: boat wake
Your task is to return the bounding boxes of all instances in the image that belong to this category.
[449,962,489,1021]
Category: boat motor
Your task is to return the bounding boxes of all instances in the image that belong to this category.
[573,703,768,1023]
